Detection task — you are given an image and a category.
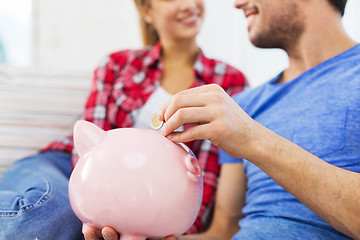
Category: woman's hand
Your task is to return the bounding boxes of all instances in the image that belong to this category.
[83,225,119,240]
[82,225,178,240]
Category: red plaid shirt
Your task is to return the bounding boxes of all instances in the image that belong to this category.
[43,43,248,233]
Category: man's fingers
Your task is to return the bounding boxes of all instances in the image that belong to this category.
[164,93,207,122]
[171,83,219,97]
[166,123,213,144]
[161,107,214,136]
[158,97,172,121]
[158,84,223,122]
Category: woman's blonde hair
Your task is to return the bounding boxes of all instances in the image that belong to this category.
[134,0,160,46]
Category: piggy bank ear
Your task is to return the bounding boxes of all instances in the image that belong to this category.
[73,120,106,157]
[185,155,202,182]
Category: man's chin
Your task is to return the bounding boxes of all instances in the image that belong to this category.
[248,33,281,49]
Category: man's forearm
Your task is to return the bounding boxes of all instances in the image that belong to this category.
[246,125,360,239]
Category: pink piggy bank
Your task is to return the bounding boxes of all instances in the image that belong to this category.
[68,120,203,240]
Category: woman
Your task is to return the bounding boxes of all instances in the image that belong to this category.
[0,0,247,239]
[77,1,247,239]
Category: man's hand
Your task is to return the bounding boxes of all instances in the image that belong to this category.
[159,84,261,159]
[159,83,360,239]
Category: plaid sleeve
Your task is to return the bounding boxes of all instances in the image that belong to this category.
[82,55,118,131]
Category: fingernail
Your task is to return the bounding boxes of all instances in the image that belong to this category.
[83,234,92,240]
[102,232,113,240]
[161,124,166,136]
[167,134,174,140]
[157,111,162,121]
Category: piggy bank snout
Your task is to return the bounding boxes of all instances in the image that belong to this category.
[185,155,202,182]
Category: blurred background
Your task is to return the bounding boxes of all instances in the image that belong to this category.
[0,0,359,177]
[0,0,359,87]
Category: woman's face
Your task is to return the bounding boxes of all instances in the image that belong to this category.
[144,0,204,43]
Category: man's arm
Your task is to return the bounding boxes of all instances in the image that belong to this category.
[178,163,246,240]
[159,84,360,239]
[248,127,360,239]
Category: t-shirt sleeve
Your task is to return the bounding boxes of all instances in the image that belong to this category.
[219,148,244,164]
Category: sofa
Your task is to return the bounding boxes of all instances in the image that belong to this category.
[0,65,90,178]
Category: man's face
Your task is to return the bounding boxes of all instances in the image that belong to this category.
[234,0,305,50]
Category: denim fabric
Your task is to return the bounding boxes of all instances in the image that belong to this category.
[0,151,83,240]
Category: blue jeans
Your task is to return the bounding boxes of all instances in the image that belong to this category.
[0,151,84,240]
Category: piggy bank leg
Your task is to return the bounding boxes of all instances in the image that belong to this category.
[120,234,146,240]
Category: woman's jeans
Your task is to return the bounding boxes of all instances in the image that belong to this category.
[0,151,84,240]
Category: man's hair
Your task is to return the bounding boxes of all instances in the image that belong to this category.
[328,0,347,16]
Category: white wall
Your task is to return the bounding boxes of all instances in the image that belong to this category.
[1,0,360,86]
[343,0,360,41]
[31,0,360,86]
[32,0,142,73]
[0,0,32,66]
[199,0,360,87]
